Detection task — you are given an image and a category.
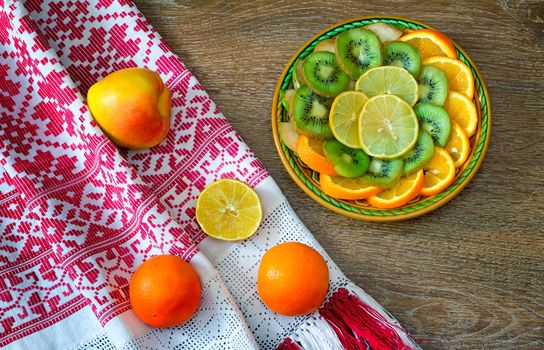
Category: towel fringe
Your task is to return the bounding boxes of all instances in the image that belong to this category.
[320,288,413,350]
[277,338,302,350]
[277,287,417,350]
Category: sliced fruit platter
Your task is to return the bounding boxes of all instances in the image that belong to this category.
[272,16,491,221]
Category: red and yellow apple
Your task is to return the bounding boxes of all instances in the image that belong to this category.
[87,68,171,149]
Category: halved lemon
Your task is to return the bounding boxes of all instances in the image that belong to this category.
[420,147,456,196]
[367,169,424,209]
[359,94,419,159]
[444,90,478,137]
[329,91,368,148]
[196,179,262,241]
[399,29,458,60]
[422,56,475,99]
[446,122,471,168]
[355,66,419,106]
[320,174,382,200]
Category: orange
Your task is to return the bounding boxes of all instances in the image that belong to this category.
[399,29,457,60]
[129,255,201,328]
[257,242,329,316]
[320,174,382,200]
[422,56,475,99]
[444,90,478,137]
[296,135,337,176]
[446,122,471,167]
[367,169,424,209]
[420,147,456,197]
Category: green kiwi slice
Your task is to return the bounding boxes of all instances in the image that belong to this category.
[418,66,448,106]
[383,41,421,77]
[402,131,435,175]
[363,158,404,186]
[323,140,370,178]
[292,86,333,138]
[302,51,350,97]
[335,28,382,80]
[414,103,452,147]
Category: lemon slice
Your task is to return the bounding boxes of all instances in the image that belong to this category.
[196,179,262,241]
[355,66,419,106]
[359,94,419,159]
[329,91,368,148]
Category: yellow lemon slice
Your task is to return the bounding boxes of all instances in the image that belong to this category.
[359,94,419,159]
[329,91,369,148]
[355,66,419,106]
[196,179,262,241]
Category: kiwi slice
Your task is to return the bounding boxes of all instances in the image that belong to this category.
[418,66,448,106]
[414,103,452,147]
[363,158,404,186]
[314,38,336,54]
[335,28,382,80]
[383,41,421,77]
[323,140,369,178]
[293,59,307,89]
[402,131,435,175]
[292,86,333,138]
[302,51,350,97]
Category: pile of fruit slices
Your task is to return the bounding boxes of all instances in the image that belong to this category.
[279,24,478,209]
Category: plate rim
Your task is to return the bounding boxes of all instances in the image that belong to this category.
[271,15,492,222]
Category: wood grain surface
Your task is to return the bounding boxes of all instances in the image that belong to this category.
[133,1,544,348]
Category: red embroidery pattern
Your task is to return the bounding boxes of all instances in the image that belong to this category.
[0,0,268,346]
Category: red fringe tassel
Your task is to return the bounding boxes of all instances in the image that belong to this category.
[319,288,412,350]
[277,338,301,350]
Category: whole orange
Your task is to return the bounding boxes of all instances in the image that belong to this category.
[257,242,329,316]
[129,255,201,328]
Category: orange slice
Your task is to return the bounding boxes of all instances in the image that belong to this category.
[444,90,478,137]
[422,56,475,99]
[320,174,383,200]
[296,135,337,176]
[446,122,471,168]
[367,169,424,209]
[399,29,457,60]
[420,147,456,197]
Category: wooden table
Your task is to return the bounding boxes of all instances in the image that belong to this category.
[134,1,544,348]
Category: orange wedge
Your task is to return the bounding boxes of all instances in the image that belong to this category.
[320,174,383,200]
[444,90,478,137]
[367,169,424,209]
[296,135,337,176]
[399,29,457,60]
[422,56,474,99]
[446,122,471,168]
[420,147,456,197]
